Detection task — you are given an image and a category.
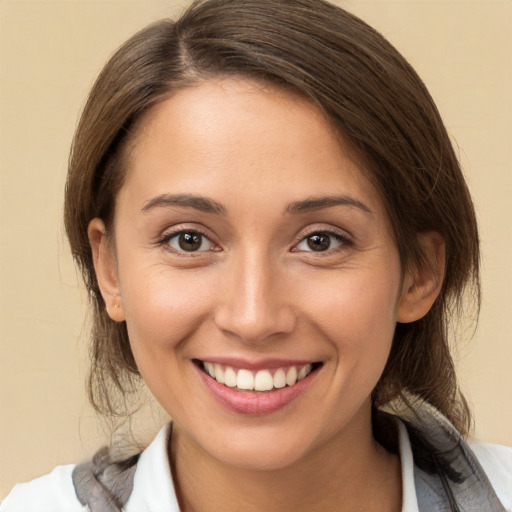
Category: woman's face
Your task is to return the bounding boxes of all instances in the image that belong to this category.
[96,79,412,470]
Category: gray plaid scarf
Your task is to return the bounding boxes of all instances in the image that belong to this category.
[72,397,506,511]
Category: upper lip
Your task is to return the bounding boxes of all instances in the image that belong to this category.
[194,357,319,371]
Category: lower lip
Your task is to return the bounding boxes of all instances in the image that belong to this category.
[195,365,319,416]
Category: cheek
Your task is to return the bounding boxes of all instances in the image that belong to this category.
[119,264,218,353]
[118,266,220,416]
[300,263,401,367]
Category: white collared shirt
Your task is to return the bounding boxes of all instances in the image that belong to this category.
[2,422,511,511]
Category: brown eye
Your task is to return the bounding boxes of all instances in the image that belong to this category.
[179,233,202,251]
[167,231,214,252]
[306,234,331,251]
[294,231,348,253]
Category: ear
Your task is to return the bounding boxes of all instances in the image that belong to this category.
[88,218,125,322]
[397,232,445,323]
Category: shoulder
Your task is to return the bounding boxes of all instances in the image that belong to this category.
[468,439,512,511]
[0,424,176,512]
[0,464,86,512]
[387,396,512,511]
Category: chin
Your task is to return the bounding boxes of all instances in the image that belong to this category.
[210,435,313,472]
[185,417,325,472]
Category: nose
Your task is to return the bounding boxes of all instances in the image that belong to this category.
[213,250,297,344]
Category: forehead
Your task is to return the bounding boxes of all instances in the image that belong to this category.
[120,78,385,218]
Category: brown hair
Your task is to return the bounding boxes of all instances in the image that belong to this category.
[65,0,479,434]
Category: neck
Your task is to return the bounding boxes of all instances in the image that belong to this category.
[169,407,402,512]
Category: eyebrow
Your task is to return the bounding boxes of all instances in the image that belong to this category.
[286,195,372,215]
[141,193,227,215]
[140,193,372,217]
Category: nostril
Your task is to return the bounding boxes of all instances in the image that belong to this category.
[212,265,297,343]
[213,306,296,344]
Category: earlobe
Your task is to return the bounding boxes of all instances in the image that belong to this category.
[397,232,445,324]
[88,218,125,322]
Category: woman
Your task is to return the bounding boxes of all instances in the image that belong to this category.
[2,0,511,510]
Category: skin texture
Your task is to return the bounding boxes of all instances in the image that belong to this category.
[89,79,444,511]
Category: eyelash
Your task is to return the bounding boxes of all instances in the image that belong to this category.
[292,229,353,254]
[157,227,353,255]
[158,228,218,256]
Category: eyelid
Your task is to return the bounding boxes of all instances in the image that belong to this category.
[157,224,220,254]
[291,225,354,253]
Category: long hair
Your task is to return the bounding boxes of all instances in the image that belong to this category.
[65,0,479,435]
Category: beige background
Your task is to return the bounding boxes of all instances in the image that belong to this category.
[0,0,511,498]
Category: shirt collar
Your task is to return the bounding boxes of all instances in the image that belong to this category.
[125,423,179,512]
[397,419,420,512]
[126,421,420,511]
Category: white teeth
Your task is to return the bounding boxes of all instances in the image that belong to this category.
[205,362,215,378]
[273,368,286,389]
[237,369,254,390]
[224,366,237,387]
[297,364,312,381]
[214,363,225,384]
[254,370,274,391]
[286,366,298,386]
[202,362,315,391]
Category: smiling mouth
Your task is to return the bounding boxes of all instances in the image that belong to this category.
[195,360,323,392]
